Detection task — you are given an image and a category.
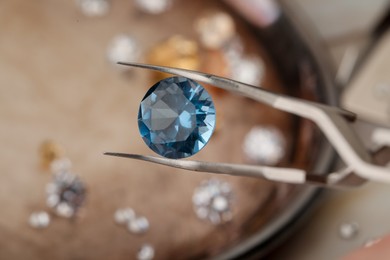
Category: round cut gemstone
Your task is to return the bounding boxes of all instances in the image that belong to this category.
[138,76,216,158]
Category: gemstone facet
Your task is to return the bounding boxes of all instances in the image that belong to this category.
[138,77,216,158]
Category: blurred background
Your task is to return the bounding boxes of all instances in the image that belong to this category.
[0,0,389,259]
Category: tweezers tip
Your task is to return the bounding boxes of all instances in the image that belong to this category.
[117,61,136,66]
[103,152,134,158]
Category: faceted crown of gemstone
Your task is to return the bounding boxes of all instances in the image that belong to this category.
[138,76,216,158]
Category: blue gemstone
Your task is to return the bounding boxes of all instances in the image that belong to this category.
[138,76,216,159]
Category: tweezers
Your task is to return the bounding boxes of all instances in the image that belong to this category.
[104,62,390,188]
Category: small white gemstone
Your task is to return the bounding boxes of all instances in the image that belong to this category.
[29,211,50,229]
[243,126,285,165]
[195,11,235,50]
[50,158,72,174]
[192,189,211,206]
[134,0,172,14]
[56,202,75,218]
[223,37,244,61]
[114,208,136,225]
[195,207,209,219]
[338,222,359,240]
[207,183,220,197]
[77,0,110,17]
[137,244,155,260]
[220,182,232,194]
[230,56,265,87]
[46,194,60,208]
[212,196,228,212]
[107,34,140,66]
[45,183,59,195]
[128,216,149,234]
[208,211,221,224]
[46,170,86,218]
[193,179,233,225]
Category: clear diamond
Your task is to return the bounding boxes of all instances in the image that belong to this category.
[138,76,216,158]
[46,194,60,208]
[243,126,285,165]
[134,0,172,14]
[230,56,265,87]
[212,195,228,212]
[56,202,75,218]
[50,158,72,174]
[114,208,136,225]
[107,34,140,66]
[195,11,235,50]
[338,222,359,240]
[192,188,211,206]
[77,0,110,17]
[29,211,50,229]
[137,244,155,260]
[127,216,149,234]
[192,179,233,225]
[46,171,87,218]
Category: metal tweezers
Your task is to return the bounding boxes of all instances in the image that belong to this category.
[105,62,390,188]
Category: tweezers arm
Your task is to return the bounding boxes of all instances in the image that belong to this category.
[275,96,390,183]
[118,62,278,107]
[104,153,306,184]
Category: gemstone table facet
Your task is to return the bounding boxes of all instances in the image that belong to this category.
[138,77,216,159]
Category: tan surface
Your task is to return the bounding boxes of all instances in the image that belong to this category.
[0,0,299,259]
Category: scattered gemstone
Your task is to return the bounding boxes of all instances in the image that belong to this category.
[114,208,136,225]
[138,76,216,159]
[212,195,229,212]
[147,36,200,80]
[77,0,110,17]
[195,11,235,50]
[29,211,50,229]
[134,0,172,14]
[222,37,244,61]
[56,202,75,218]
[39,140,64,169]
[46,171,87,218]
[192,179,233,225]
[50,158,72,174]
[107,34,141,66]
[243,126,285,165]
[46,194,60,208]
[137,244,155,260]
[128,216,149,234]
[338,222,359,240]
[230,56,265,87]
